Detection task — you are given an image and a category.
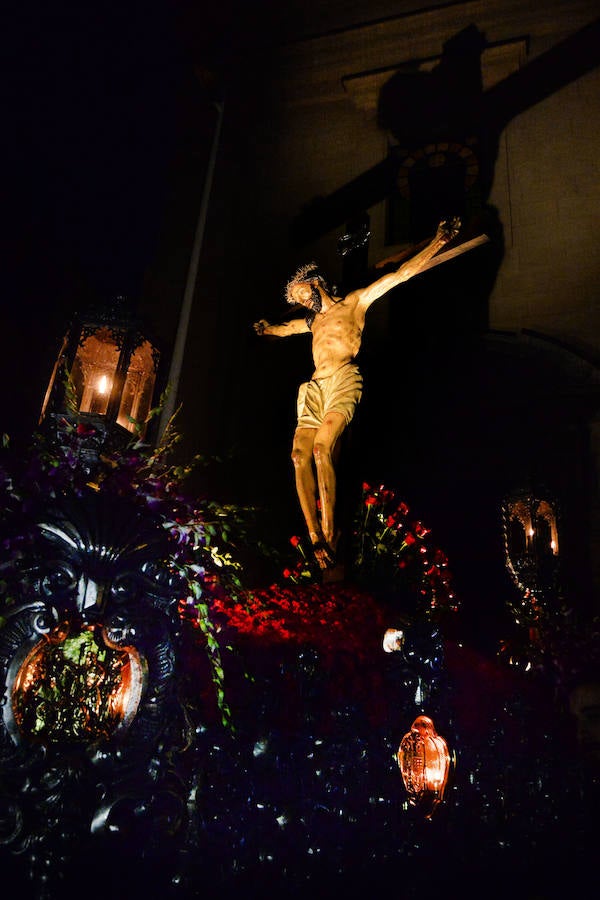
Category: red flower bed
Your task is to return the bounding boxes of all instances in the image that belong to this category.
[211,580,390,661]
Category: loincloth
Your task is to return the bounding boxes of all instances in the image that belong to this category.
[296,362,363,429]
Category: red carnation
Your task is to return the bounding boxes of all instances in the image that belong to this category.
[413,521,430,538]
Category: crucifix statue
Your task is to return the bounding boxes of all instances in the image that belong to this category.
[254,217,488,571]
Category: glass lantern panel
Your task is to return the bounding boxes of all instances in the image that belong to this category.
[117,340,157,434]
[509,517,527,556]
[73,329,121,416]
[536,500,559,555]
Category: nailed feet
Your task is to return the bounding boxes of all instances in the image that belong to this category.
[310,530,341,570]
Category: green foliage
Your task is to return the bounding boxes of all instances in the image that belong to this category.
[0,403,270,730]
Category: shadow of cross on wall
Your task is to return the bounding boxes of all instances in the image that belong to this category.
[290,17,600,258]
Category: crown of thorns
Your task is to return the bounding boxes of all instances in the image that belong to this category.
[284,262,326,304]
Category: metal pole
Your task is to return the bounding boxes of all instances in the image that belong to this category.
[157,99,225,443]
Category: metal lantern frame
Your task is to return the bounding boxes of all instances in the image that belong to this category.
[502,487,561,599]
[40,297,161,449]
[397,714,451,818]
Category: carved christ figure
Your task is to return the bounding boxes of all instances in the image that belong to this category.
[254,217,462,570]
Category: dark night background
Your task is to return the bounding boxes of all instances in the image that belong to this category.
[4,2,186,438]
[3,0,276,443]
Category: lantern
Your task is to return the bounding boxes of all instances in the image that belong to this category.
[397,715,451,818]
[502,487,560,597]
[40,296,160,450]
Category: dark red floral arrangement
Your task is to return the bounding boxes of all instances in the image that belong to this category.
[211,580,389,659]
[349,482,458,617]
[190,482,459,666]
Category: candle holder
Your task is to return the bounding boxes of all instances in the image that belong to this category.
[39,296,161,465]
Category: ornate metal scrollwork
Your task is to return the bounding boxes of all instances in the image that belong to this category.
[0,489,191,894]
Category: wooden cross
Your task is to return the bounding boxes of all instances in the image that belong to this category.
[416,233,490,274]
[374,232,490,275]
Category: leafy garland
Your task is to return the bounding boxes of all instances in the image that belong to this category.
[0,412,256,728]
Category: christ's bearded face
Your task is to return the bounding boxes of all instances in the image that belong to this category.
[285,262,333,310]
[290,280,322,313]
